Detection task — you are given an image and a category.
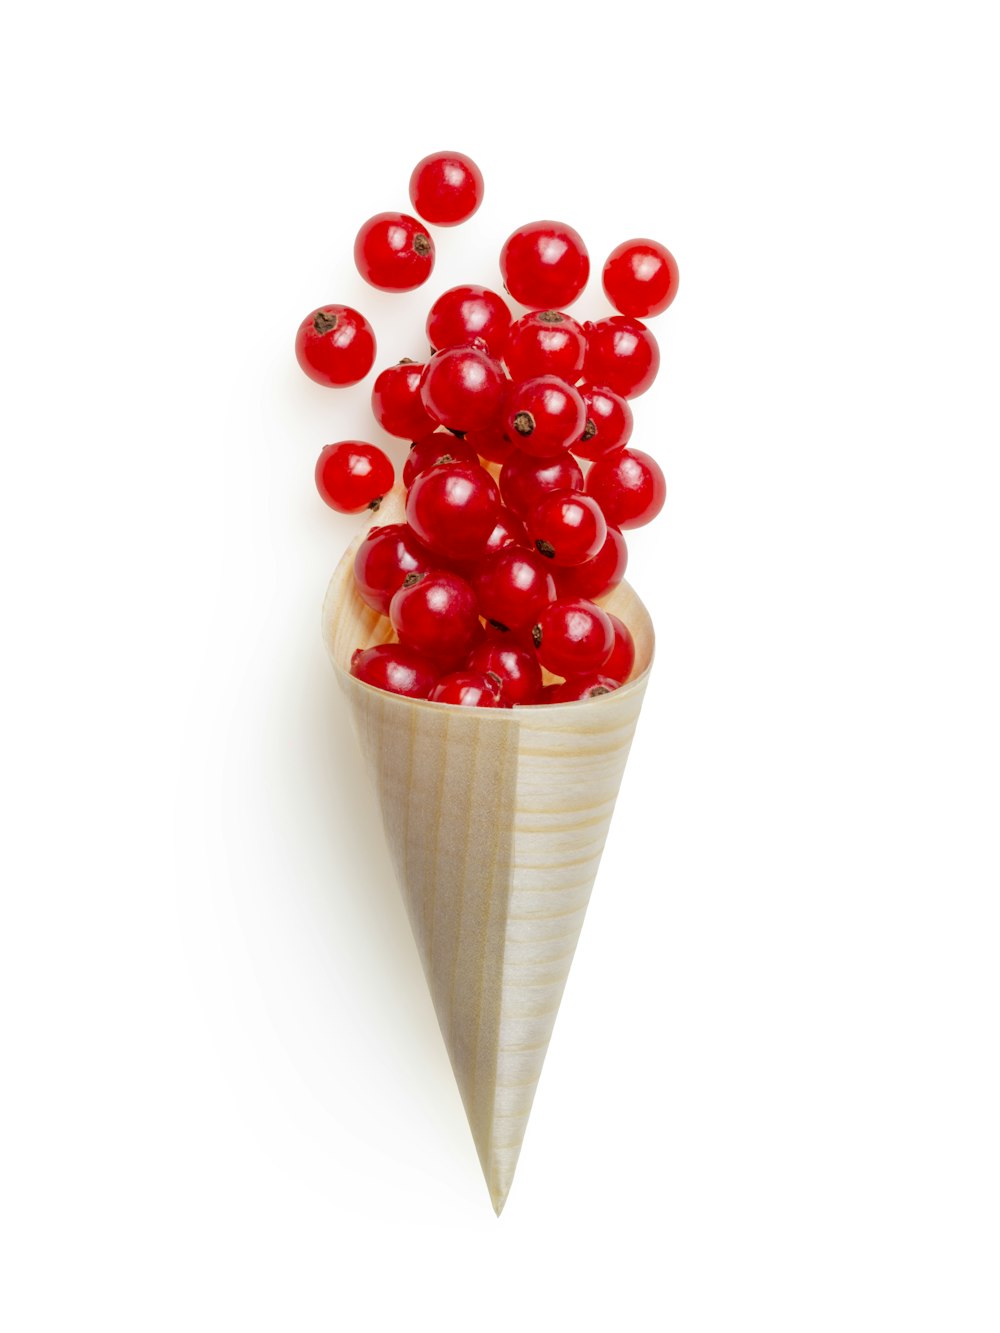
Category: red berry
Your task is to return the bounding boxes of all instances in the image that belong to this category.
[573,384,633,461]
[465,641,542,706]
[505,376,586,457]
[295,305,376,387]
[586,448,666,529]
[354,212,434,292]
[350,644,440,699]
[405,460,501,559]
[547,674,622,703]
[499,448,583,518]
[464,425,514,465]
[315,441,394,513]
[390,570,481,665]
[409,151,484,227]
[352,523,433,615]
[533,599,614,677]
[402,432,480,489]
[602,239,679,318]
[527,490,607,567]
[603,614,636,682]
[584,316,660,398]
[429,670,502,707]
[472,546,557,630]
[426,285,511,358]
[499,220,590,309]
[504,309,587,384]
[419,346,506,432]
[554,525,628,600]
[371,361,436,439]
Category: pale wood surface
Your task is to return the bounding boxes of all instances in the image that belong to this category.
[322,489,654,1212]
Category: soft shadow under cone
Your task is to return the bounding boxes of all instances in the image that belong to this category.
[323,491,654,1213]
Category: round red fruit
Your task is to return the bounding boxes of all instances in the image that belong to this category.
[350,644,439,699]
[472,546,557,630]
[390,570,481,665]
[354,212,435,292]
[464,425,513,465]
[504,309,587,384]
[527,490,607,567]
[405,460,501,559]
[315,441,394,513]
[603,614,636,682]
[402,432,480,489]
[554,525,628,600]
[547,674,622,703]
[465,641,542,706]
[353,523,432,615]
[409,151,484,227]
[295,305,376,387]
[499,448,583,519]
[426,285,511,358]
[586,448,666,529]
[419,346,506,432]
[499,220,590,309]
[505,376,586,457]
[533,599,614,677]
[371,361,436,439]
[584,316,660,398]
[573,384,633,461]
[602,239,679,318]
[429,670,501,707]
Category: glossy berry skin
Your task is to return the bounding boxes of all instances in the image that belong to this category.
[350,644,440,699]
[603,614,636,682]
[505,376,586,457]
[315,441,394,513]
[586,448,667,529]
[354,212,435,292]
[465,641,543,707]
[464,425,513,465]
[573,384,634,461]
[533,598,614,678]
[527,490,607,567]
[499,220,590,309]
[554,525,628,600]
[584,316,660,398]
[405,460,501,559]
[426,286,511,358]
[370,361,435,439]
[402,432,480,489]
[295,305,376,387]
[602,239,679,318]
[547,674,622,703]
[409,151,484,227]
[429,670,501,707]
[390,570,481,666]
[419,346,506,432]
[504,310,587,384]
[472,546,557,630]
[480,506,528,556]
[352,523,433,615]
[499,448,583,519]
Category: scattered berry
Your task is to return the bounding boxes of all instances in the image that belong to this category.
[500,220,590,309]
[419,345,506,432]
[584,316,660,398]
[586,448,666,529]
[472,546,557,630]
[499,448,584,519]
[390,570,481,666]
[465,641,543,706]
[371,361,437,439]
[554,525,628,600]
[533,599,615,677]
[603,614,636,682]
[527,490,607,566]
[547,674,622,702]
[427,285,511,358]
[405,459,501,559]
[315,441,394,513]
[353,523,433,615]
[350,644,440,699]
[602,239,679,318]
[573,384,634,461]
[504,309,587,384]
[354,212,435,291]
[402,432,480,489]
[505,376,586,457]
[295,305,376,387]
[429,670,502,707]
[409,151,484,227]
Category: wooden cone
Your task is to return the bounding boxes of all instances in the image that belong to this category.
[322,491,654,1212]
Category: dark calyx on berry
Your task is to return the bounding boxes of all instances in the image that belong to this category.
[513,412,535,436]
[313,310,338,334]
[537,311,564,323]
[535,539,556,559]
[401,571,423,589]
[413,234,432,256]
[581,418,597,441]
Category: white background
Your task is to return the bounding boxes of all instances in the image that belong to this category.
[2,2,998,1329]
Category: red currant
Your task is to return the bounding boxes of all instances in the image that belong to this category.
[295,305,376,387]
[584,316,660,398]
[409,151,484,227]
[405,460,501,559]
[586,448,666,529]
[390,570,481,666]
[554,525,628,600]
[527,490,607,566]
[499,448,583,519]
[472,546,557,630]
[370,361,436,439]
[419,346,506,432]
[499,220,590,309]
[504,310,587,384]
[315,441,394,513]
[505,376,586,457]
[352,523,433,615]
[426,285,511,358]
[463,425,514,465]
[402,432,480,489]
[350,644,439,699]
[465,641,542,706]
[573,384,634,461]
[603,614,636,682]
[547,674,622,703]
[429,670,501,707]
[532,599,614,677]
[602,239,679,318]
[481,506,529,556]
[354,212,434,292]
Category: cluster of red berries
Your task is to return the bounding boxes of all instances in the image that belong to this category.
[296,151,678,708]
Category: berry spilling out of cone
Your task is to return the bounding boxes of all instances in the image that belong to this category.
[297,149,677,707]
